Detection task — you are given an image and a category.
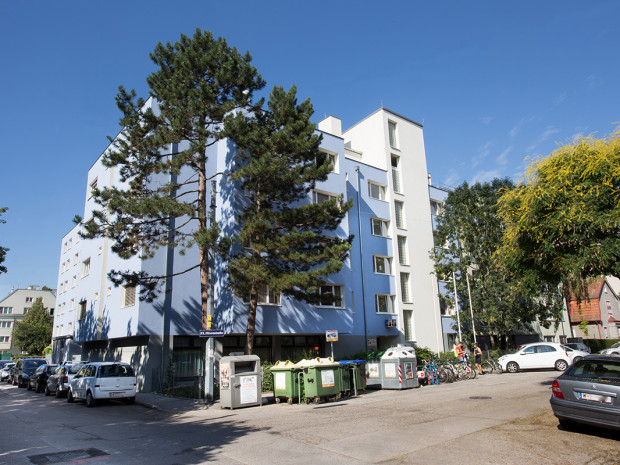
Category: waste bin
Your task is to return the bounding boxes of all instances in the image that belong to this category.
[365,359,383,389]
[338,360,367,395]
[219,354,262,409]
[298,357,341,404]
[380,346,419,389]
[271,360,301,404]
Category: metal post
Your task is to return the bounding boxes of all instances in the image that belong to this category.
[356,167,369,352]
[466,271,476,343]
[204,180,217,405]
[453,272,462,342]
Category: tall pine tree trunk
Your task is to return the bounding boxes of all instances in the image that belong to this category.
[246,292,257,355]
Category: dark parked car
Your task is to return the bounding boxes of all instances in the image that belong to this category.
[11,358,46,387]
[27,364,58,392]
[46,362,86,397]
[550,354,620,431]
[566,342,591,353]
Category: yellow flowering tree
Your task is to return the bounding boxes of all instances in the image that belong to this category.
[497,128,620,293]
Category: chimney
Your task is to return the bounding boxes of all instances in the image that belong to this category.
[318,116,342,137]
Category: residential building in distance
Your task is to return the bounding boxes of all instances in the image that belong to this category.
[567,277,620,339]
[0,285,56,356]
[52,104,442,392]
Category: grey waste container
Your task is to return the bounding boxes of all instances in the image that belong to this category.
[219,355,262,409]
[380,346,419,389]
[365,359,383,390]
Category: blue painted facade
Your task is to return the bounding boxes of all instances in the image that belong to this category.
[53,107,439,392]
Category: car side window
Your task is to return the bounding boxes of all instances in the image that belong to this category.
[85,366,96,377]
[540,345,556,353]
[75,366,87,377]
[523,346,537,354]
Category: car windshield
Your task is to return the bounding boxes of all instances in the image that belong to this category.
[24,360,45,369]
[567,360,620,383]
[68,365,84,374]
[99,364,134,377]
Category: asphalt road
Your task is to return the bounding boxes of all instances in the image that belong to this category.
[0,371,617,464]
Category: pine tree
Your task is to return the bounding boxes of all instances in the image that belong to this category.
[79,29,265,334]
[12,298,53,355]
[225,86,353,354]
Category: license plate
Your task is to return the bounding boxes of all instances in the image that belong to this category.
[578,392,612,403]
[109,392,125,398]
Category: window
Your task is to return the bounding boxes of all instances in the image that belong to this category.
[0,321,11,328]
[397,235,408,265]
[430,200,442,216]
[313,190,336,204]
[368,181,386,201]
[93,292,99,301]
[404,310,414,341]
[25,297,33,303]
[122,285,137,308]
[256,286,281,306]
[0,336,9,343]
[74,253,79,265]
[400,272,411,303]
[78,300,87,320]
[395,201,406,229]
[318,285,344,308]
[375,294,394,313]
[388,121,398,148]
[72,276,77,288]
[89,178,98,199]
[69,299,74,312]
[81,258,90,278]
[98,246,103,255]
[391,155,401,193]
[373,255,392,274]
[68,322,73,335]
[371,218,390,237]
[544,336,555,342]
[319,150,338,173]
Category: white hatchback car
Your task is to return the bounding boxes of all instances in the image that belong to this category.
[68,362,136,407]
[499,342,588,373]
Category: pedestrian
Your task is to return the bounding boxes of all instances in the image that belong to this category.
[455,341,465,362]
[474,343,483,375]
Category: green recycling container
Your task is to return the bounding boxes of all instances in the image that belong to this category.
[270,360,301,404]
[298,357,341,404]
[338,360,367,395]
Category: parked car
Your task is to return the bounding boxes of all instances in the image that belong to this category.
[566,342,591,354]
[499,343,588,373]
[1,363,15,381]
[46,362,86,397]
[564,345,588,363]
[550,354,620,431]
[11,358,46,387]
[27,364,58,392]
[68,362,136,407]
[598,342,620,356]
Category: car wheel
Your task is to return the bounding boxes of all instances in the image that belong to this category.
[125,396,135,405]
[573,356,583,364]
[18,378,25,388]
[555,359,568,371]
[506,361,519,373]
[55,387,63,398]
[85,391,96,408]
[12,376,17,386]
[26,381,32,391]
[67,389,74,403]
[45,386,51,396]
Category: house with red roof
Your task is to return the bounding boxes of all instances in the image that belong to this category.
[567,277,620,339]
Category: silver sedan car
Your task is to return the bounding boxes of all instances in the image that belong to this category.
[550,354,620,431]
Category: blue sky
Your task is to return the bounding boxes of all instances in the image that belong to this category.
[1,1,619,299]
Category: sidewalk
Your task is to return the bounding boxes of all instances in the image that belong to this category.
[135,391,276,414]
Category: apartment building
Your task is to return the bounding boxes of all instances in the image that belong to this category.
[52,105,442,392]
[0,285,56,356]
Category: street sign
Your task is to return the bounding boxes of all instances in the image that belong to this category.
[325,330,338,342]
[199,329,225,338]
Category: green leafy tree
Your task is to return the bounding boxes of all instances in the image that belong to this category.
[432,179,564,347]
[498,128,620,294]
[224,86,353,354]
[79,29,265,334]
[11,298,53,354]
[0,207,8,274]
